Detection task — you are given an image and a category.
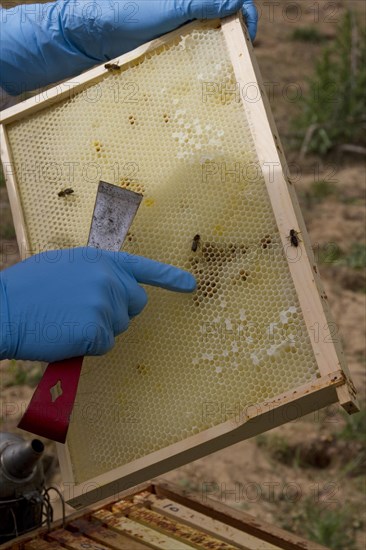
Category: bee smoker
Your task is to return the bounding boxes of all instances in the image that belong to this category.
[0,432,45,543]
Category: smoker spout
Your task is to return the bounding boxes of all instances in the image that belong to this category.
[1,439,44,479]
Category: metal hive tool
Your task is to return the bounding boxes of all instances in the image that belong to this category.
[17,182,143,443]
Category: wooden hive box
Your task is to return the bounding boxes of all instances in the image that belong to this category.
[0,14,358,509]
[2,480,330,550]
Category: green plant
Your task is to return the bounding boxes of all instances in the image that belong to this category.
[338,409,366,444]
[0,223,16,240]
[303,180,338,208]
[340,449,366,477]
[6,360,43,388]
[317,243,344,265]
[294,10,366,155]
[280,496,360,549]
[342,243,366,269]
[310,180,337,200]
[341,196,363,205]
[315,242,366,270]
[290,27,325,43]
[302,501,357,549]
[9,360,28,386]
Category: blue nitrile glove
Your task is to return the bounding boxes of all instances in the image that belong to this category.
[0,248,196,362]
[0,0,258,96]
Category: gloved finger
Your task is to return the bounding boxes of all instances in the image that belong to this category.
[112,310,131,337]
[127,283,148,318]
[177,0,244,19]
[116,254,197,293]
[242,2,258,41]
[84,325,115,356]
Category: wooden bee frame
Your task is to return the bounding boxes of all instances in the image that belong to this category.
[0,14,358,509]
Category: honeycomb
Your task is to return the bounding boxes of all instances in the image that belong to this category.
[6,23,320,483]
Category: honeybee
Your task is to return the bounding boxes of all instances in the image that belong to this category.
[105,62,121,71]
[58,188,74,198]
[191,234,201,252]
[289,229,301,247]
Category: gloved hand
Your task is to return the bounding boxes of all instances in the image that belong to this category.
[0,0,258,96]
[0,248,196,362]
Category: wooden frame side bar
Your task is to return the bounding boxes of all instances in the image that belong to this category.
[0,125,29,252]
[220,14,358,413]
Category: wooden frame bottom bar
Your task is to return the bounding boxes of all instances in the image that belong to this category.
[64,371,346,509]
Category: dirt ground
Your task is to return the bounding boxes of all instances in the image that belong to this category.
[0,1,365,548]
